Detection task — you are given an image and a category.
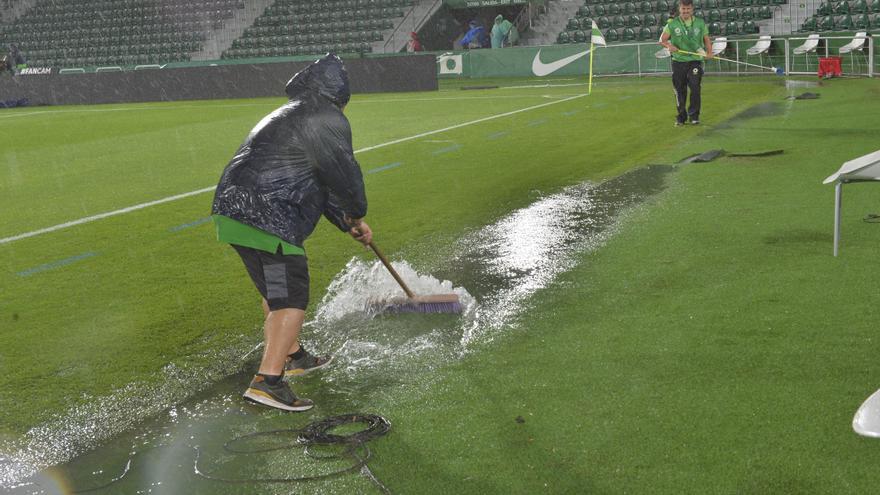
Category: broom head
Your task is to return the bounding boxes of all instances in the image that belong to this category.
[371,293,463,314]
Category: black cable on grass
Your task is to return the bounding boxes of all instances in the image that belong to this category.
[70,414,391,494]
[864,214,880,223]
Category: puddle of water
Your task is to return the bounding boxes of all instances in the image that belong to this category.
[714,102,783,130]
[1,165,673,494]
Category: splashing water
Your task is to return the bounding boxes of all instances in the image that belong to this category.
[0,166,672,493]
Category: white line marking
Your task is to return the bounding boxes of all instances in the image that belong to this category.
[0,94,578,121]
[0,93,586,245]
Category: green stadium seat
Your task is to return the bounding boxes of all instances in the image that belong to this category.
[835,13,854,28]
[709,9,722,21]
[598,16,612,29]
[819,14,834,29]
[726,7,739,20]
[709,20,723,34]
[758,5,772,17]
[605,28,620,42]
[835,1,851,13]
[628,14,642,26]
[557,31,572,43]
[644,13,659,25]
[578,5,593,16]
[607,4,621,17]
[613,14,627,27]
[639,26,653,38]
[623,27,637,40]
[625,2,638,14]
[567,17,580,30]
[573,29,587,43]
[741,19,758,32]
[799,16,818,31]
[639,1,653,12]
[873,0,880,12]
[741,7,755,19]
[723,20,739,34]
[655,0,670,13]
[853,0,869,11]
[855,12,871,26]
[594,4,607,16]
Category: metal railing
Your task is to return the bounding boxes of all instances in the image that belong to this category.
[382,0,443,53]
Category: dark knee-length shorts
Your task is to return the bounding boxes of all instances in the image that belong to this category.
[232,244,309,311]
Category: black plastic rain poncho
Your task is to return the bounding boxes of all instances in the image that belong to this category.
[211,54,367,247]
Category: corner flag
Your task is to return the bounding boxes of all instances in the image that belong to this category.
[588,20,605,95]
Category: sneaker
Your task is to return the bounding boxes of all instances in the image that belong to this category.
[284,347,333,377]
[243,375,313,411]
[690,119,700,125]
[674,121,685,127]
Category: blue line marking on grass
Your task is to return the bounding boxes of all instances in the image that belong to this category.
[433,144,462,155]
[561,110,581,116]
[487,131,509,140]
[169,217,212,232]
[527,119,547,126]
[17,252,98,277]
[368,162,403,174]
[593,102,609,109]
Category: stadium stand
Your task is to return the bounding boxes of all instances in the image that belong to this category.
[556,0,801,44]
[0,0,242,68]
[221,0,415,59]
[0,0,417,68]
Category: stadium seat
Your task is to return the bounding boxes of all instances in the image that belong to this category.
[557,31,572,43]
[835,1,851,13]
[628,14,642,26]
[639,26,654,39]
[741,19,759,32]
[853,0,869,11]
[855,12,871,26]
[741,7,755,19]
[758,5,773,17]
[605,28,621,42]
[567,18,580,30]
[625,2,638,14]
[799,16,818,31]
[613,15,627,27]
[723,20,740,34]
[726,8,739,20]
[709,9,722,21]
[644,13,659,25]
[594,5,608,17]
[709,20,723,34]
[598,16,612,29]
[834,13,854,28]
[639,1,654,13]
[609,3,622,15]
[573,30,587,43]
[873,0,880,12]
[578,5,593,17]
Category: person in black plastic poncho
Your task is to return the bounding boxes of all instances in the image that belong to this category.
[212,54,371,412]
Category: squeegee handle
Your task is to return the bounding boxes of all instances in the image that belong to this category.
[368,241,417,299]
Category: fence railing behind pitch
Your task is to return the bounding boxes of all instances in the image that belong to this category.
[435,35,875,78]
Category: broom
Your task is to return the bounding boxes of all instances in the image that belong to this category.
[367,241,463,314]
[678,49,785,76]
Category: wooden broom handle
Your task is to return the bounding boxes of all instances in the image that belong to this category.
[368,241,416,299]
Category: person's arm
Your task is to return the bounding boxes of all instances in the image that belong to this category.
[308,112,368,233]
[704,35,713,59]
[659,30,677,52]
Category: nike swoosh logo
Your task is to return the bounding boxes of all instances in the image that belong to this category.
[532,49,592,77]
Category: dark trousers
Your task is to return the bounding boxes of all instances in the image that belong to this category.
[672,60,703,123]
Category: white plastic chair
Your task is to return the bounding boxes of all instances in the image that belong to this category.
[655,35,670,72]
[711,36,728,56]
[839,31,868,72]
[792,34,820,71]
[746,35,772,71]
[710,37,727,70]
